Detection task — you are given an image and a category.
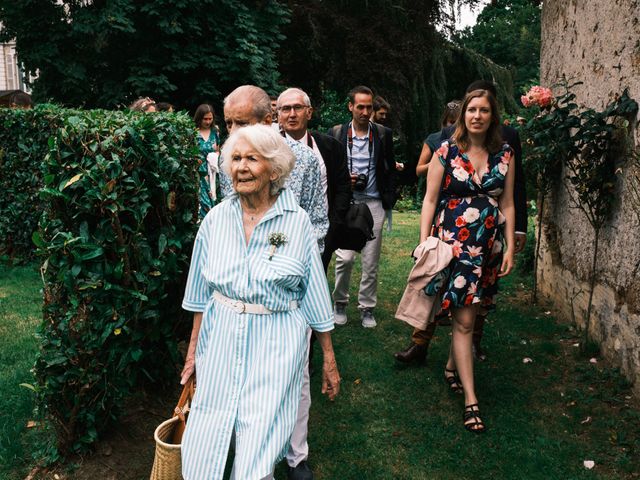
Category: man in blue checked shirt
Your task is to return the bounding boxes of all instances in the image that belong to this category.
[218,85,328,252]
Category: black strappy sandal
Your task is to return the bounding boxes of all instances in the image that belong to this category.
[444,368,463,394]
[463,403,486,434]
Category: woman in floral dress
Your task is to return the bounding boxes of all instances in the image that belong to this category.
[419,89,516,433]
[194,104,220,218]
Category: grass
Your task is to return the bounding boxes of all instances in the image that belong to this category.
[278,211,640,480]
[1,212,639,479]
[0,263,45,479]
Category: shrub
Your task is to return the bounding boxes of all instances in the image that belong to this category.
[33,108,199,456]
[0,106,59,263]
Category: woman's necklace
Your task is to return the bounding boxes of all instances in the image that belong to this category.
[242,199,275,224]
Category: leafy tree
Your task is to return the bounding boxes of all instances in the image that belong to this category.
[454,0,541,95]
[279,0,516,186]
[0,0,289,109]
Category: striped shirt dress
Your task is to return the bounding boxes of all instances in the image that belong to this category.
[181,188,334,479]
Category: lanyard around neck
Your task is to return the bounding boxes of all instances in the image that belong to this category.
[347,121,374,175]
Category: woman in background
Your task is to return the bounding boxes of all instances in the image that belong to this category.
[415,100,461,177]
[129,97,157,112]
[193,104,220,218]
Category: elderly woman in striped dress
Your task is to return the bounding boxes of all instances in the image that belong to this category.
[179,124,340,480]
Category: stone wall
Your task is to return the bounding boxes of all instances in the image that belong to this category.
[540,0,640,394]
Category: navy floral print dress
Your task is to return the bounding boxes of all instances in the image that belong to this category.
[433,141,513,312]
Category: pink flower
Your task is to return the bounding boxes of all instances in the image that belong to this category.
[452,240,463,258]
[440,229,455,242]
[521,86,554,108]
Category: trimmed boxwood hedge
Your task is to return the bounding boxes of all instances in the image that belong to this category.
[0,106,59,262]
[1,106,200,456]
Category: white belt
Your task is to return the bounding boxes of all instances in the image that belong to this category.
[213,291,298,315]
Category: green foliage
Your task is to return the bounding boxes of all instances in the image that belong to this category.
[523,82,638,341]
[563,89,638,231]
[34,108,199,456]
[517,214,536,275]
[522,82,580,201]
[280,2,516,184]
[0,107,59,263]
[455,0,541,97]
[0,1,290,109]
[310,89,349,133]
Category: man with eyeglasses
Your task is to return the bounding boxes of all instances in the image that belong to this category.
[277,88,352,271]
[329,85,397,329]
[218,85,328,251]
[276,88,351,480]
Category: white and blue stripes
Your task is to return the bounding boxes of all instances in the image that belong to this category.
[181,188,334,479]
[218,136,329,253]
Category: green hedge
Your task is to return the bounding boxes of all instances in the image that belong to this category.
[28,108,199,456]
[0,106,58,262]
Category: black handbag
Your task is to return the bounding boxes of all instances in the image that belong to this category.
[334,202,375,251]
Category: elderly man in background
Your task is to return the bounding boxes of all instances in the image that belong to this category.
[277,87,351,480]
[219,85,328,251]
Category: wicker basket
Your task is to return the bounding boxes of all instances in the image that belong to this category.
[150,415,183,480]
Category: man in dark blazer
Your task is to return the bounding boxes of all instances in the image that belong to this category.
[394,79,528,365]
[277,88,352,271]
[329,85,397,330]
[276,87,351,480]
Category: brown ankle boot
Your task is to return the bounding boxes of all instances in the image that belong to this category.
[394,343,428,364]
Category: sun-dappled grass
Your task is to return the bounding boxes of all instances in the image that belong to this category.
[2,212,639,479]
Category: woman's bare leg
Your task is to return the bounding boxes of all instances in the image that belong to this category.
[449,306,478,407]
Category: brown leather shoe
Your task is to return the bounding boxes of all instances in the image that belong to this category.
[394,343,428,364]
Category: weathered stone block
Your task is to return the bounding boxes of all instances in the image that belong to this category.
[541,0,640,395]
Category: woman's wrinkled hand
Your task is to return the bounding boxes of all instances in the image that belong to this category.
[180,354,196,386]
[321,356,340,401]
[498,249,515,277]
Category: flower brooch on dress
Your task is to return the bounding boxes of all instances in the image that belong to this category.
[268,232,288,260]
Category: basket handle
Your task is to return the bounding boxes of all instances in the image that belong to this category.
[173,377,194,423]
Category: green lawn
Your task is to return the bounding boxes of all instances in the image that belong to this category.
[1,212,639,479]
[0,263,44,479]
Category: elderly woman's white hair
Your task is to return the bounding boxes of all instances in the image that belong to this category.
[221,124,296,196]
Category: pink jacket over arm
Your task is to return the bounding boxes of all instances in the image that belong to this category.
[395,237,453,330]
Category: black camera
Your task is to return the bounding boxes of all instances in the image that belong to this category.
[354,173,368,191]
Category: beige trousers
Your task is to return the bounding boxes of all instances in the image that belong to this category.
[333,198,386,310]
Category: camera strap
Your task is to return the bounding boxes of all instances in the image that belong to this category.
[347,121,374,179]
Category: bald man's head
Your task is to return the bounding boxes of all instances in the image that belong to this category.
[223,85,273,133]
